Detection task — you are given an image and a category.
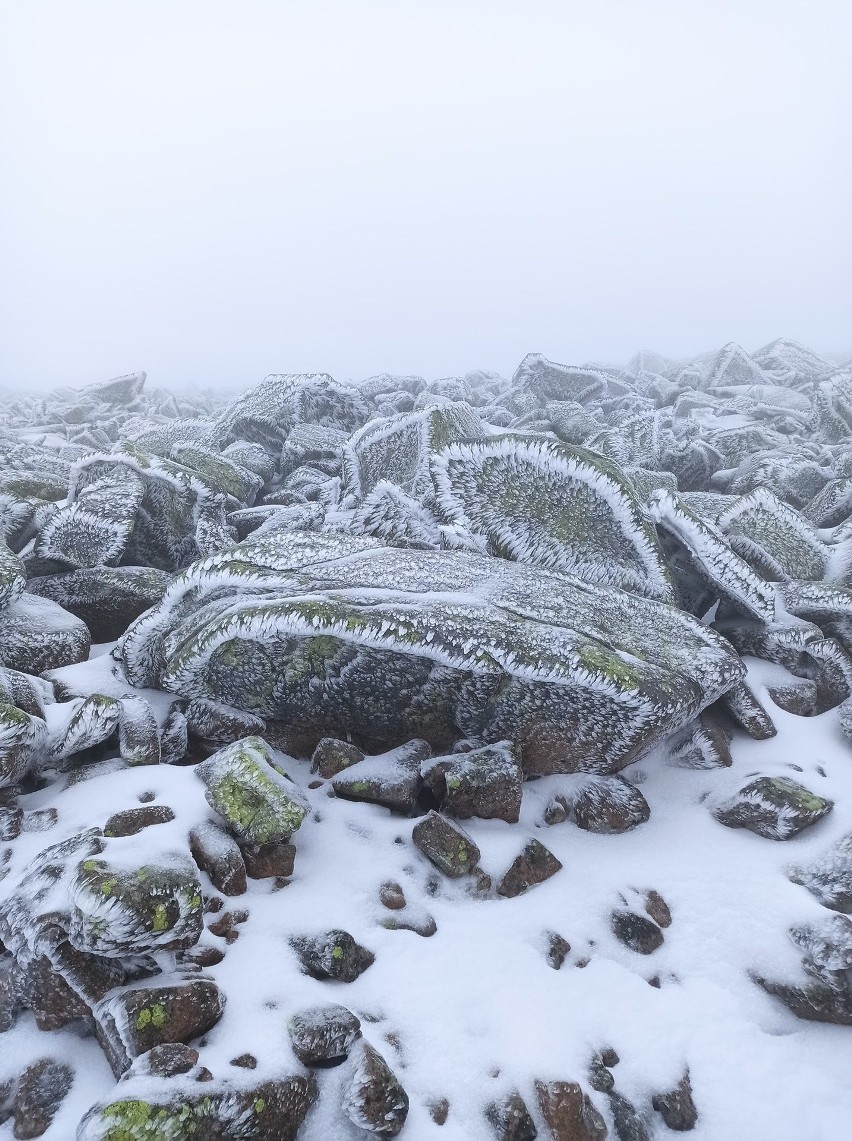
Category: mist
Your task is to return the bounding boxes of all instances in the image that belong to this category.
[1,0,850,391]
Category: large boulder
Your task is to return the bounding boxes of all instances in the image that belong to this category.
[116,531,744,773]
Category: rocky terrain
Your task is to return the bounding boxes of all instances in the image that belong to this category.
[0,341,851,1138]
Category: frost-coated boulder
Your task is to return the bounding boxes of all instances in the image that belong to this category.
[116,532,744,773]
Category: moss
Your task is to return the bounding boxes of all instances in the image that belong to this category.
[332,945,344,961]
[253,1098,266,1114]
[576,642,643,689]
[136,1002,167,1031]
[152,902,170,932]
[100,878,117,897]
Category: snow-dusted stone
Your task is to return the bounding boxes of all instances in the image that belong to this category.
[0,667,53,718]
[170,443,264,504]
[712,776,833,840]
[26,566,172,643]
[288,1003,361,1067]
[67,852,203,956]
[433,435,673,601]
[331,740,429,815]
[195,736,308,845]
[423,741,523,823]
[535,1081,607,1140]
[311,737,364,778]
[35,466,145,569]
[353,480,443,549]
[8,940,124,1032]
[789,832,852,912]
[718,488,829,581]
[290,930,375,983]
[513,352,608,405]
[218,372,369,447]
[0,594,90,674]
[103,806,175,838]
[610,909,664,955]
[184,698,265,746]
[342,401,484,503]
[242,839,295,880]
[116,532,744,775]
[756,915,852,1025]
[651,1070,698,1132]
[117,695,161,766]
[93,973,224,1076]
[0,705,46,789]
[0,540,25,611]
[717,682,777,740]
[78,1074,318,1140]
[188,821,247,896]
[484,1090,538,1140]
[11,1058,73,1140]
[342,1040,409,1136]
[498,839,563,899]
[159,703,189,765]
[607,1090,651,1141]
[47,695,122,761]
[666,714,732,769]
[412,812,480,878]
[767,679,818,716]
[572,776,651,834]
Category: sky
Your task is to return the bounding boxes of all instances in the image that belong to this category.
[1,0,850,391]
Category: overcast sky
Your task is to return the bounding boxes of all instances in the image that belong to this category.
[1,0,850,391]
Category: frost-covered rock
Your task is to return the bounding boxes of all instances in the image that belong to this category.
[196,736,308,845]
[116,532,744,774]
[288,1003,361,1067]
[712,776,833,840]
[0,594,90,674]
[27,566,172,643]
[342,1040,409,1136]
[422,740,523,823]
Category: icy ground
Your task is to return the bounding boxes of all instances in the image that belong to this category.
[1,657,851,1139]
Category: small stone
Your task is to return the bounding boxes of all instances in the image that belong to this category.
[231,1053,258,1069]
[312,737,364,778]
[546,932,571,970]
[343,1040,409,1135]
[412,812,480,878]
[643,890,672,928]
[598,1048,619,1068]
[423,740,523,823]
[713,776,833,840]
[789,831,852,912]
[767,680,818,716]
[379,881,406,910]
[535,1080,608,1140]
[142,1043,199,1077]
[498,839,562,898]
[207,909,249,942]
[185,697,266,745]
[573,777,650,834]
[652,1070,698,1131]
[0,807,22,841]
[588,1058,614,1093]
[332,740,429,815]
[243,839,296,879]
[291,930,375,983]
[380,912,438,937]
[180,945,225,969]
[611,910,664,955]
[103,804,175,837]
[12,1059,73,1139]
[485,1090,538,1139]
[288,1003,361,1067]
[189,820,248,896]
[429,1097,450,1125]
[544,797,569,825]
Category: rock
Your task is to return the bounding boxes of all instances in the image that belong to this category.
[789,831,852,912]
[196,736,309,845]
[12,1059,73,1139]
[185,697,266,746]
[243,839,296,879]
[0,593,91,674]
[94,973,225,1076]
[717,681,777,740]
[643,890,672,928]
[116,533,744,776]
[0,706,47,789]
[423,741,523,823]
[189,820,248,896]
[610,910,664,955]
[412,811,480,878]
[380,910,438,938]
[139,1043,199,1077]
[588,1060,614,1094]
[312,737,365,778]
[342,1040,409,1135]
[68,853,203,956]
[291,930,375,982]
[485,1090,538,1139]
[0,806,22,840]
[535,1080,608,1140]
[607,1091,650,1141]
[103,805,175,837]
[546,932,571,970]
[78,1074,317,1140]
[16,942,124,1030]
[767,680,818,716]
[379,881,406,910]
[231,1053,258,1069]
[117,695,162,766]
[288,1003,362,1066]
[159,702,189,765]
[27,566,171,643]
[498,840,563,898]
[572,777,650,834]
[713,776,833,839]
[332,740,429,815]
[652,1070,698,1131]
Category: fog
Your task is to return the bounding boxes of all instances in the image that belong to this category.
[1,0,850,391]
